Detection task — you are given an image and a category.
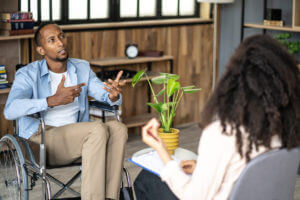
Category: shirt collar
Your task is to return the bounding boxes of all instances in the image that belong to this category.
[40,58,76,77]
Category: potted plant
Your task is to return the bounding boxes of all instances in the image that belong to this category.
[132,70,201,154]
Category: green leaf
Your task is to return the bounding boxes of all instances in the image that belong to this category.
[159,73,180,80]
[181,85,195,90]
[147,102,162,113]
[183,88,202,93]
[167,79,180,97]
[151,75,168,85]
[161,102,175,111]
[157,88,165,97]
[132,70,145,87]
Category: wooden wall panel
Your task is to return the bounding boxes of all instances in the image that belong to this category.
[11,24,213,133]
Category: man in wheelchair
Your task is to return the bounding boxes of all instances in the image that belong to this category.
[4,22,128,200]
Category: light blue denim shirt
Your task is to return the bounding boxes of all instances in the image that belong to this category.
[4,58,122,139]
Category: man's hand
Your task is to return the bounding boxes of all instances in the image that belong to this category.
[180,160,197,174]
[103,70,126,102]
[47,75,85,107]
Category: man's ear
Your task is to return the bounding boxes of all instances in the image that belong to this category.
[36,46,45,56]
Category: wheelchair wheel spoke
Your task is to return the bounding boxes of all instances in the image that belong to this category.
[0,138,25,200]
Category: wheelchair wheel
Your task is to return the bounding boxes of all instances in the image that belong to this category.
[0,135,28,200]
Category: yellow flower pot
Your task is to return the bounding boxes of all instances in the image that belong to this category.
[158,128,179,155]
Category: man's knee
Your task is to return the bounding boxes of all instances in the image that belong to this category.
[107,121,128,141]
[90,121,109,140]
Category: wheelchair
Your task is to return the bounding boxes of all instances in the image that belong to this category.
[0,100,123,200]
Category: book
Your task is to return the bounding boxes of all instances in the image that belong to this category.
[0,80,8,84]
[263,20,283,27]
[0,29,34,36]
[0,65,4,71]
[0,70,6,74]
[0,20,34,30]
[0,74,7,80]
[0,84,8,89]
[129,147,197,176]
[0,12,32,21]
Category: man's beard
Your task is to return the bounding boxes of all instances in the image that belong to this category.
[56,54,69,62]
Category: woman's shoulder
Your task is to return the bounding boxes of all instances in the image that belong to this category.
[200,120,236,146]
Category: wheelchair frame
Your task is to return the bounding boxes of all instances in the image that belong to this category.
[0,101,120,200]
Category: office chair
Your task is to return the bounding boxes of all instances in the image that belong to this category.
[229,148,300,200]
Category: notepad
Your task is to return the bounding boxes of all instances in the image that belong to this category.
[129,150,180,176]
[129,148,197,176]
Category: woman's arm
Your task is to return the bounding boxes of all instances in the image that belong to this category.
[142,119,235,200]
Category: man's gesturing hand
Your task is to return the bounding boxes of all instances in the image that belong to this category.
[47,75,86,107]
[103,70,126,102]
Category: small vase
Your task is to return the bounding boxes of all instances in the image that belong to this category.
[158,128,179,155]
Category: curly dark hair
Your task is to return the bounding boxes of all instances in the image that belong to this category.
[200,34,300,162]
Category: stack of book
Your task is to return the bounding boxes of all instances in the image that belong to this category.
[263,20,283,27]
[0,65,8,89]
[0,12,34,36]
[264,8,283,27]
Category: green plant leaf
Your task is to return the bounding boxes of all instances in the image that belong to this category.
[157,88,165,97]
[132,70,145,87]
[161,102,175,111]
[151,75,168,85]
[183,88,202,93]
[147,102,162,113]
[167,79,180,97]
[181,85,196,90]
[162,73,179,81]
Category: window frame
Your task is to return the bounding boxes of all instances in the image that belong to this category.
[18,0,200,25]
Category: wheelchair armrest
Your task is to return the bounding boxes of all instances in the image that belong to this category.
[89,100,119,113]
[27,112,42,119]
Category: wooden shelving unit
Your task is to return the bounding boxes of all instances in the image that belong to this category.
[244,23,300,33]
[242,0,300,39]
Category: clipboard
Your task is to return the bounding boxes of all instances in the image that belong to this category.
[129,147,197,176]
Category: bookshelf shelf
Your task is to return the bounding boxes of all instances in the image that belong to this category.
[244,23,300,33]
[0,34,34,41]
[0,88,10,94]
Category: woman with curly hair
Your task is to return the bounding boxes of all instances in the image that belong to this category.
[134,34,300,200]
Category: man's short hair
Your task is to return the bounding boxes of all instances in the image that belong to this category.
[34,22,57,46]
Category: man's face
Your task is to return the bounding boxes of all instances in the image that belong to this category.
[37,24,68,62]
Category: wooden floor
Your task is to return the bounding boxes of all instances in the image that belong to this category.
[24,122,300,199]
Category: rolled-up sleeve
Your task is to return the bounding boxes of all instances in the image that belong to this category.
[87,67,122,106]
[4,71,49,120]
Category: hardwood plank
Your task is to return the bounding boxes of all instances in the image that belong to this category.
[89,56,173,67]
[60,18,213,31]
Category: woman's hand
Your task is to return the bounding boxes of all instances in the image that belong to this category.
[180,160,197,174]
[142,118,164,151]
[142,118,172,165]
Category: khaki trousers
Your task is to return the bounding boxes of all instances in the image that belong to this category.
[29,120,128,200]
